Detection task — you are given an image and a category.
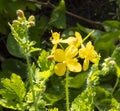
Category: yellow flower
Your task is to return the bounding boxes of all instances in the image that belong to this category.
[50,32,61,44]
[50,31,82,54]
[50,32,62,54]
[62,32,82,47]
[54,45,82,76]
[79,41,98,71]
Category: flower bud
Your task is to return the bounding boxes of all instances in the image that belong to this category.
[13,20,20,25]
[16,9,24,18]
[29,21,35,27]
[28,15,35,22]
[47,55,54,61]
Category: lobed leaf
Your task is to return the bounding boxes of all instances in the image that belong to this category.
[0,73,26,110]
[37,50,53,71]
[71,87,95,111]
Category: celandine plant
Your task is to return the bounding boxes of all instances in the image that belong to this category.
[49,30,99,111]
[0,10,54,111]
[1,9,120,111]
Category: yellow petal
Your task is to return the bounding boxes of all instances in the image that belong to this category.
[65,45,78,59]
[61,37,76,43]
[54,49,65,62]
[89,50,98,63]
[79,48,86,59]
[86,41,98,63]
[90,57,97,63]
[86,41,94,51]
[83,59,89,71]
[66,59,82,72]
[51,44,57,54]
[55,63,66,76]
[62,32,82,47]
[75,32,82,47]
[52,32,60,40]
[50,32,61,44]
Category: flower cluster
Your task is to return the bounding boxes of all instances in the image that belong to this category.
[13,9,35,27]
[50,31,99,76]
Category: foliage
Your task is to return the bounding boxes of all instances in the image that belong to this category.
[0,73,26,110]
[1,0,120,111]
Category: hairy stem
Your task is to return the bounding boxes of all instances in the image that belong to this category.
[112,77,119,95]
[65,69,69,111]
[25,54,38,111]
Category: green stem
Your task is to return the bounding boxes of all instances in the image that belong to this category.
[25,54,38,111]
[112,77,119,95]
[83,30,94,43]
[65,69,69,111]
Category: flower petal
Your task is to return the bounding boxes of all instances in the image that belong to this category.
[61,37,76,43]
[51,44,57,54]
[90,57,98,63]
[54,49,65,62]
[55,63,66,76]
[50,32,61,44]
[83,59,89,71]
[79,48,86,59]
[66,59,82,72]
[86,41,98,63]
[52,32,60,39]
[65,45,78,59]
[75,32,82,47]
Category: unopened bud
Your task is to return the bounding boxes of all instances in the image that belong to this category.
[13,20,20,25]
[47,55,54,60]
[28,15,35,22]
[16,9,24,18]
[29,21,35,26]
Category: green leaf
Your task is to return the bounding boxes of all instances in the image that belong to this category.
[0,73,26,110]
[69,72,87,88]
[94,86,120,111]
[49,0,66,29]
[37,50,53,71]
[45,76,65,104]
[113,88,120,102]
[7,34,25,58]
[112,47,120,66]
[94,86,112,111]
[45,93,64,105]
[0,71,12,79]
[29,47,41,53]
[103,20,120,32]
[94,31,120,58]
[71,87,95,111]
[77,23,104,43]
[108,98,120,111]
[1,58,27,78]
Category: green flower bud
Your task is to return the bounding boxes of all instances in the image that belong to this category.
[13,20,20,25]
[29,21,35,27]
[16,9,24,18]
[28,15,35,22]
